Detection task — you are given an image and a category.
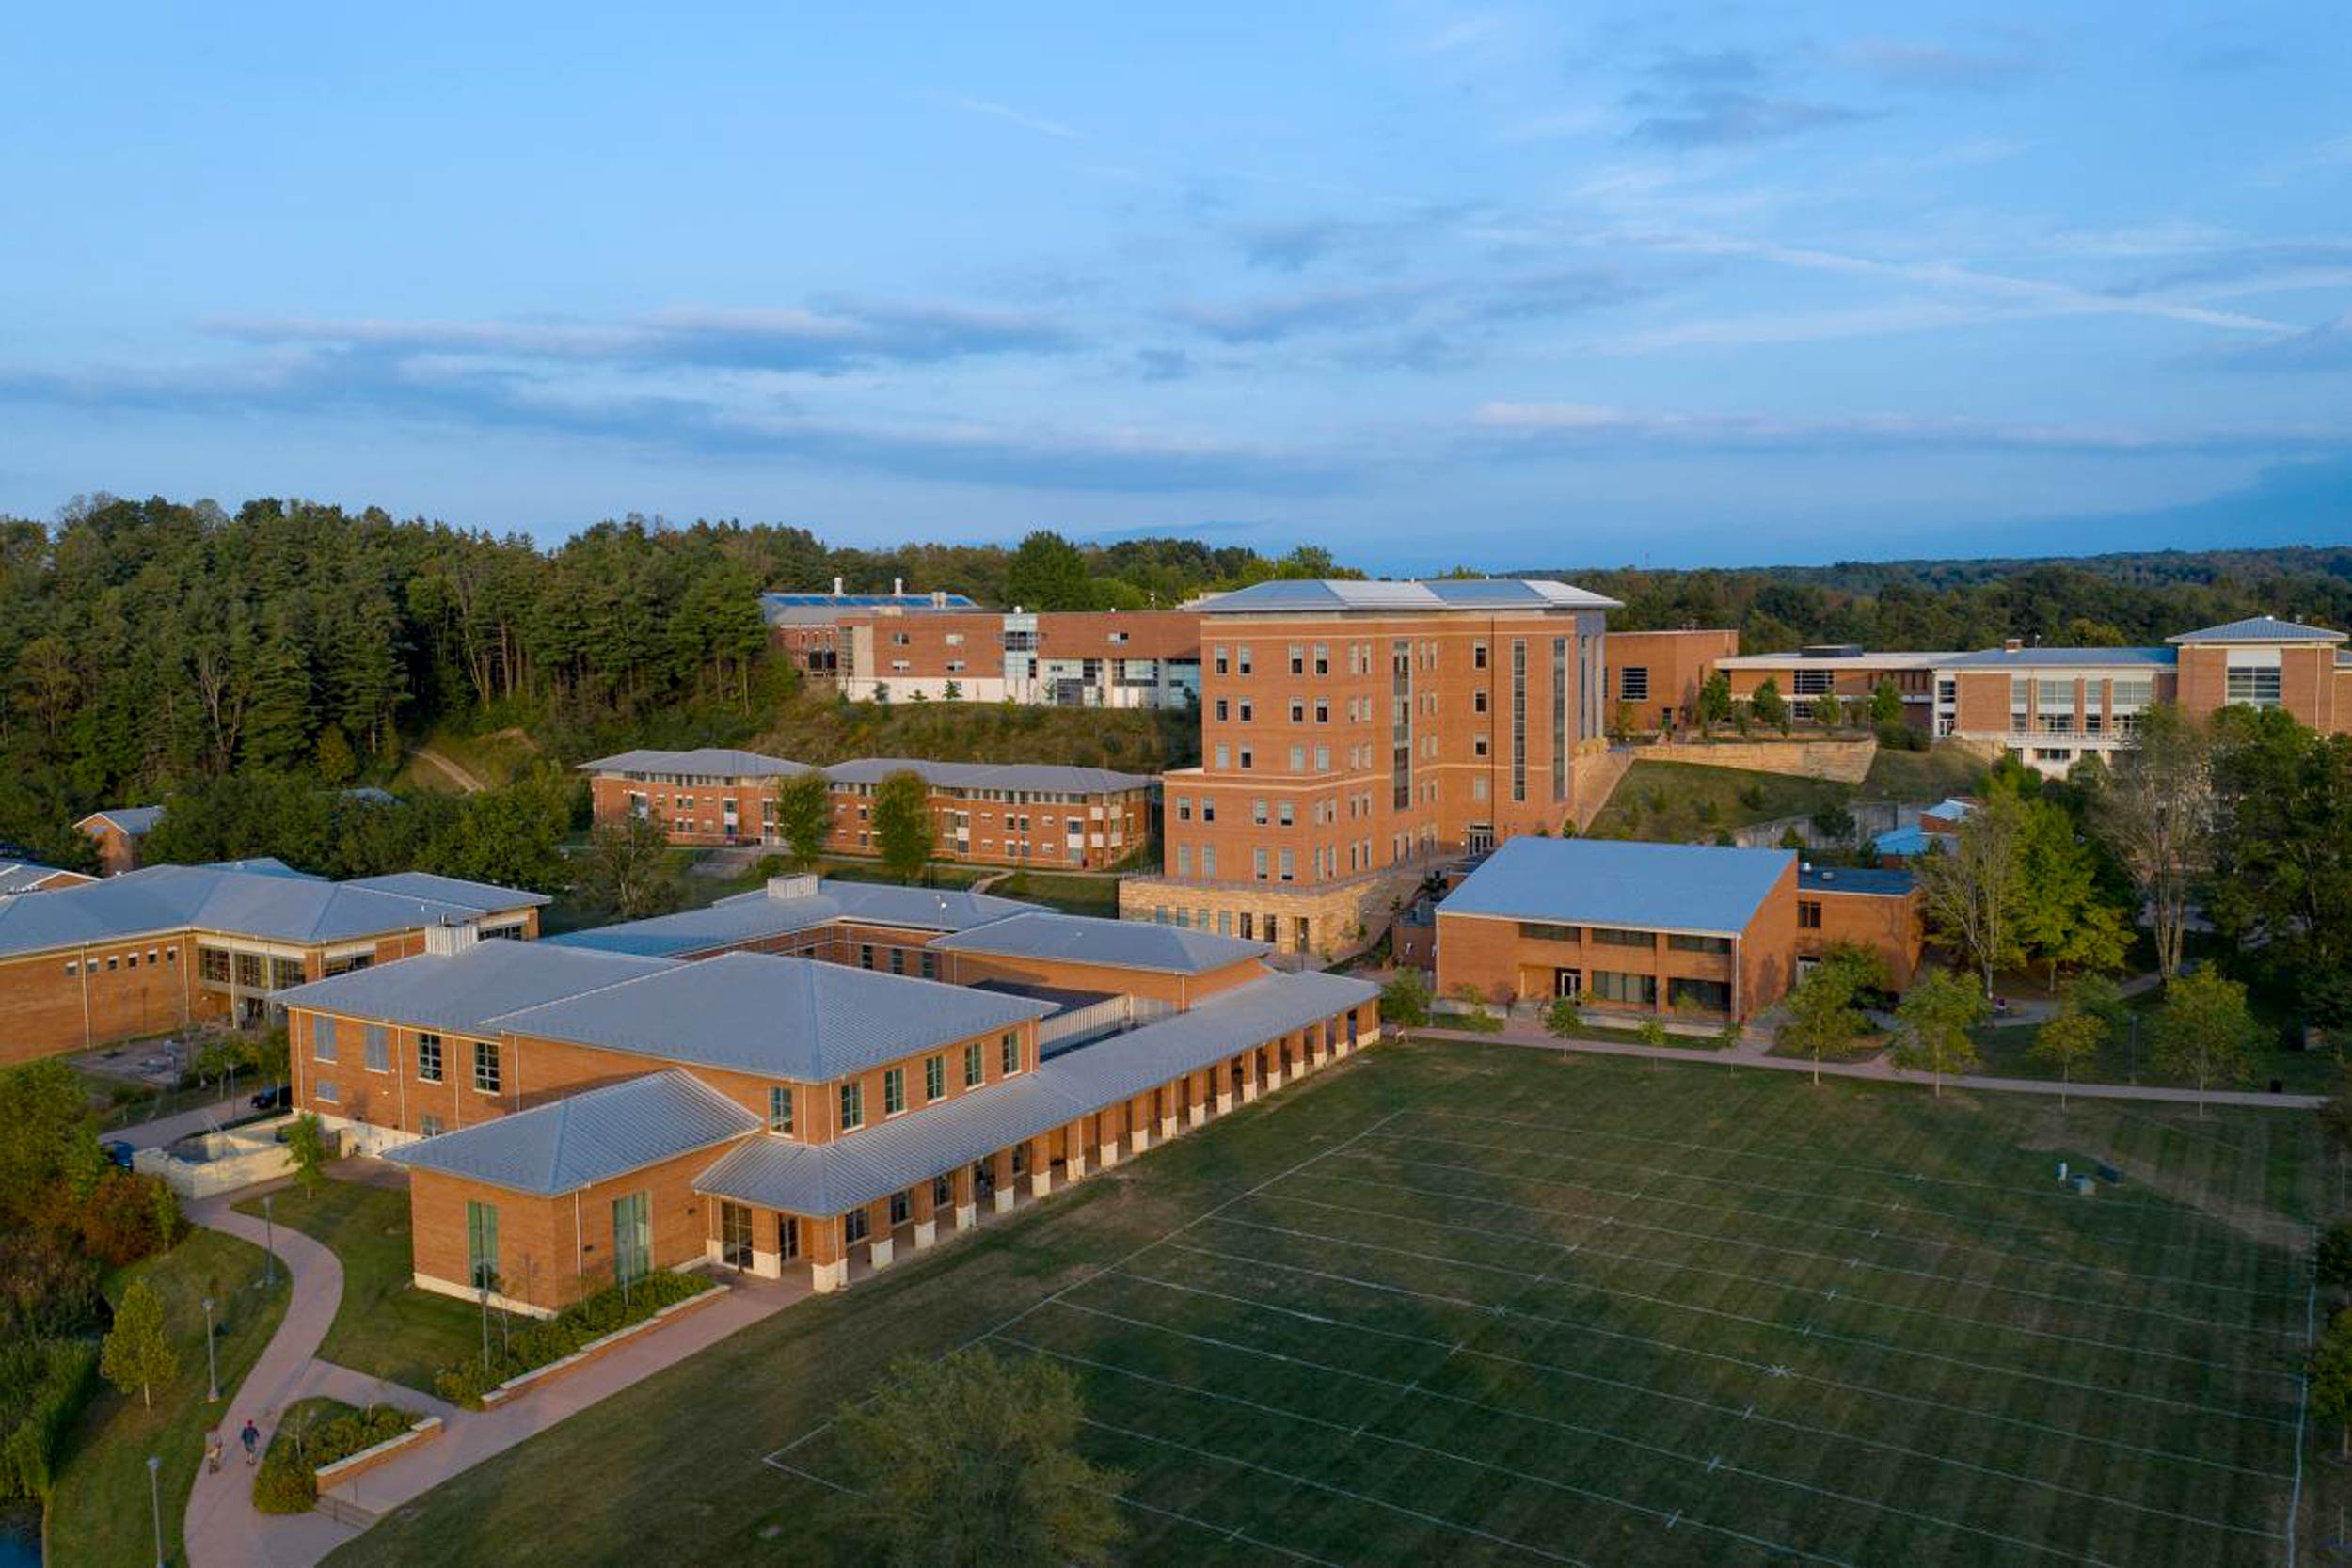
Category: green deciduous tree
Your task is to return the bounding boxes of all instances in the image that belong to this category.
[2312,1308,2352,1460]
[1695,671,1732,736]
[1777,943,1884,1085]
[2029,1003,2108,1108]
[0,1061,103,1222]
[2152,970,2262,1117]
[772,769,833,872]
[2015,799,2132,990]
[1544,993,1582,1038]
[580,815,677,918]
[1750,677,1788,735]
[1889,969,1987,1098]
[834,1350,1126,1568]
[1915,788,2028,1000]
[99,1278,175,1409]
[1379,968,1432,1028]
[2091,704,2213,978]
[1868,677,1904,733]
[284,1113,329,1195]
[871,769,935,882]
[1002,531,1099,612]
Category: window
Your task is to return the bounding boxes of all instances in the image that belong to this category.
[313,1016,338,1062]
[612,1191,652,1285]
[883,1067,907,1117]
[466,1200,500,1290]
[1278,800,1295,827]
[925,1054,946,1101]
[1518,922,1579,943]
[1001,1031,1020,1076]
[315,1079,339,1104]
[1213,646,1229,676]
[2227,664,2282,706]
[1313,643,1329,675]
[420,1115,445,1137]
[1669,977,1733,1013]
[769,1086,794,1135]
[1618,667,1650,702]
[1252,799,1269,825]
[933,1174,953,1207]
[889,1191,911,1227]
[840,1081,865,1132]
[1237,645,1253,675]
[363,1024,389,1073]
[844,1209,870,1244]
[1472,642,1488,670]
[1473,690,1488,715]
[1797,900,1822,930]
[1791,669,1833,697]
[1589,927,1654,948]
[965,1040,984,1087]
[1667,933,1733,955]
[199,947,230,984]
[473,1040,501,1093]
[417,1033,443,1083]
[858,943,875,970]
[1589,971,1659,1006]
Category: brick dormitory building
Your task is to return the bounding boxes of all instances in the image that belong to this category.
[580,749,1152,870]
[276,874,1378,1309]
[0,861,547,1065]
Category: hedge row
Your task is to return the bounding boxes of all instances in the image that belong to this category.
[253,1401,420,1513]
[0,1338,97,1499]
[432,1271,714,1408]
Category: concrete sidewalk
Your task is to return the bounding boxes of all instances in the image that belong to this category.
[1418,1022,2327,1110]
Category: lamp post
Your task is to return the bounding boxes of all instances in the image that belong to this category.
[202,1296,218,1402]
[145,1453,164,1568]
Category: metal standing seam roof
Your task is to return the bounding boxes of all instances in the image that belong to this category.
[2168,615,2347,644]
[1196,578,1620,615]
[0,860,84,895]
[543,879,1036,958]
[1798,865,1917,898]
[387,1069,759,1196]
[694,968,1377,1217]
[272,939,679,1035]
[486,951,1052,1079]
[82,805,165,835]
[1711,651,1959,671]
[577,748,810,779]
[818,757,1155,794]
[929,910,1267,974]
[1938,646,2175,669]
[0,863,547,960]
[1439,837,1796,936]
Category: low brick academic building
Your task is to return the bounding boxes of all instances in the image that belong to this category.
[0,862,546,1065]
[278,878,1378,1311]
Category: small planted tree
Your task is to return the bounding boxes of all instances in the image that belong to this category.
[1889,970,1987,1099]
[1544,994,1583,1039]
[1812,691,1844,732]
[1751,677,1789,736]
[1779,962,1862,1086]
[101,1278,176,1408]
[1868,677,1904,734]
[2029,1004,2107,1109]
[284,1113,329,1195]
[1695,672,1732,737]
[1378,969,1431,1029]
[836,1350,1126,1568]
[871,769,935,883]
[773,769,833,872]
[2152,970,2262,1117]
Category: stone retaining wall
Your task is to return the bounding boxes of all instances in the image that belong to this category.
[313,1416,442,1493]
[477,1281,730,1409]
[1641,737,1879,782]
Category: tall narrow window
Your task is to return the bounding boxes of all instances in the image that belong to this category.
[925,1054,946,1101]
[363,1024,389,1073]
[883,1067,906,1116]
[964,1039,984,1087]
[612,1191,651,1285]
[840,1081,865,1132]
[768,1085,794,1135]
[466,1200,500,1291]
[1001,1031,1021,1076]
[313,1016,338,1063]
[1551,636,1568,802]
[417,1032,443,1083]
[473,1040,501,1093]
[1391,639,1413,811]
[1511,639,1528,804]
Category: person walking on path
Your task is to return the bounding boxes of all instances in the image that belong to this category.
[205,1429,223,1474]
[240,1418,260,1466]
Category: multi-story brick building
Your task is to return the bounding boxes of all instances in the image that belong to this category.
[1119,578,1622,958]
[835,607,1201,709]
[278,876,1378,1308]
[1709,647,1954,731]
[0,862,546,1064]
[580,750,1153,871]
[761,584,977,680]
[0,859,95,894]
[1432,837,1920,1021]
[1601,628,1742,732]
[76,805,165,876]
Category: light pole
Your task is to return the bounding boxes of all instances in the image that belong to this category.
[145,1453,163,1568]
[202,1296,218,1402]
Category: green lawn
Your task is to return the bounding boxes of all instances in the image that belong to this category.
[232,1176,484,1395]
[323,1038,2326,1568]
[1970,1002,2343,1096]
[1588,760,1854,843]
[989,869,1123,919]
[1855,741,1991,802]
[48,1229,288,1568]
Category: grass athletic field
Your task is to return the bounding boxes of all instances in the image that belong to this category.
[326,1038,2328,1568]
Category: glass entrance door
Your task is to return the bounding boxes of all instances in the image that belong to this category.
[778,1214,801,1261]
[1554,968,1582,998]
[718,1199,754,1271]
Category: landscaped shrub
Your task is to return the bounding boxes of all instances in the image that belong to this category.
[431,1271,714,1408]
[0,1338,96,1499]
[253,1400,419,1513]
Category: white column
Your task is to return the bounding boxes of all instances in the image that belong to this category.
[1160,1114,1180,1141]
[1066,1150,1088,1181]
[913,1221,936,1250]
[868,1237,894,1271]
[1216,1089,1234,1115]
[954,1202,977,1231]
[1129,1126,1151,1156]
[1029,1170,1052,1198]
[750,1249,782,1279]
[993,1188,1015,1213]
[810,1259,848,1293]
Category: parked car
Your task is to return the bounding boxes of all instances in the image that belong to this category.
[250,1084,291,1112]
[103,1140,135,1170]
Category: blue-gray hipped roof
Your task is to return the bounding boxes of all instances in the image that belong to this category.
[1441,837,1794,937]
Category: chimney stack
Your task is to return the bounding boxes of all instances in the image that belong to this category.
[423,917,480,958]
[2003,637,2023,654]
[833,575,845,596]
[894,576,904,596]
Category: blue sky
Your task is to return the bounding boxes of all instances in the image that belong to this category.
[3,0,2348,570]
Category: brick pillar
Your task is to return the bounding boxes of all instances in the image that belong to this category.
[991,1148,1016,1213]
[1333,1013,1352,1058]
[1098,1102,1124,1168]
[867,1199,895,1272]
[1064,1119,1089,1182]
[1028,1134,1054,1198]
[1154,1084,1178,1143]
[1188,1070,1208,1129]
[1263,1039,1284,1092]
[1241,1050,1261,1103]
[1216,1061,1235,1115]
[951,1164,977,1231]
[809,1216,848,1293]
[911,1179,938,1250]
[1128,1093,1153,1155]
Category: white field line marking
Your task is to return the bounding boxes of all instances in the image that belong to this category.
[1018,1333,1876,1568]
[1152,1245,2294,1483]
[1420,1103,2189,1208]
[1079,1416,1601,1568]
[2289,1233,2319,1568]
[1327,1142,2303,1307]
[1263,1184,2294,1382]
[757,1108,1405,1470]
[1295,1163,2300,1339]
[1205,1214,2296,1429]
[1020,1291,2277,1542]
[1367,1126,2179,1243]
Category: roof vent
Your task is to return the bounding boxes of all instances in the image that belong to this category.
[2003,637,2023,654]
[894,577,904,595]
[833,575,845,596]
[423,918,480,958]
[767,873,821,902]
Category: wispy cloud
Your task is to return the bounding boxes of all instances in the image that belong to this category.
[1845,39,2042,93]
[1163,284,1431,343]
[1627,89,1873,149]
[2209,314,2352,372]
[1473,401,2352,455]
[933,93,1081,141]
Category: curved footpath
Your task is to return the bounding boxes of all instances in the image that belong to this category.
[1419,1020,2327,1109]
